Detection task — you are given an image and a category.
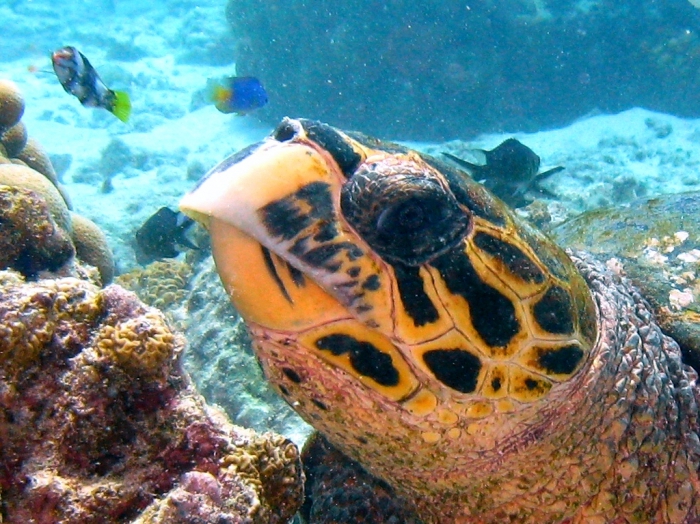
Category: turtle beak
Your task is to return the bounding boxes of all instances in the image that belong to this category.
[179,138,336,240]
[179,134,359,332]
[179,128,395,334]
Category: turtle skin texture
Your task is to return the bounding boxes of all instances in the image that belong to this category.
[180,118,700,523]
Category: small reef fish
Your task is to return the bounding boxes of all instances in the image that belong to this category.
[443,138,564,208]
[206,76,268,114]
[51,46,132,123]
[135,207,198,264]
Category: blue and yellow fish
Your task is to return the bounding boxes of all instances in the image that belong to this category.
[206,76,268,114]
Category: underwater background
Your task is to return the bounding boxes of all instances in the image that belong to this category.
[2,0,700,521]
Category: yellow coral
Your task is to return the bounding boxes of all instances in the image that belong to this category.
[116,260,192,312]
[0,271,103,375]
[94,310,178,378]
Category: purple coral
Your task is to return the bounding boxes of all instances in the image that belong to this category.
[0,273,303,523]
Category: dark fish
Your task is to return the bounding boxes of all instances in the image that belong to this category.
[206,76,268,114]
[51,46,131,122]
[135,207,198,264]
[443,138,564,208]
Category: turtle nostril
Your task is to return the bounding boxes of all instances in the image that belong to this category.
[273,118,302,142]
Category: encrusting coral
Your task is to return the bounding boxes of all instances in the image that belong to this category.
[0,78,115,285]
[0,271,304,522]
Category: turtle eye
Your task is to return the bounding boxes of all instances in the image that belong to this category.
[376,195,436,236]
[341,161,470,266]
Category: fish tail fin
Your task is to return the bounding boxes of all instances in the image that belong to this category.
[442,152,479,171]
[206,79,227,103]
[206,79,236,113]
[111,90,132,122]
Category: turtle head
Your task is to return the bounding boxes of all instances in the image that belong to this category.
[180,118,598,469]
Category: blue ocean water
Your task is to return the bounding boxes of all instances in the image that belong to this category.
[3,1,700,522]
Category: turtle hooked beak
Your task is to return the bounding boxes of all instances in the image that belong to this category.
[179,122,396,334]
[179,138,336,239]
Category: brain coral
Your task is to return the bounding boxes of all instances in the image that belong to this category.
[0,163,71,232]
[0,79,24,131]
[14,136,59,187]
[0,121,27,158]
[70,212,115,285]
[0,271,304,523]
[0,184,75,280]
[116,259,193,316]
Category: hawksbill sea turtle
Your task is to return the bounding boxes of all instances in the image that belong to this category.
[180,117,700,524]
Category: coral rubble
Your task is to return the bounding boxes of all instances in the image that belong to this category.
[0,271,304,523]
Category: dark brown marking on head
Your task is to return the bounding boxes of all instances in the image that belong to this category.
[315,334,399,387]
[285,260,306,287]
[261,246,292,303]
[347,267,361,278]
[392,262,439,327]
[525,378,540,390]
[472,232,545,284]
[518,224,571,282]
[536,344,584,375]
[289,240,364,273]
[362,274,381,291]
[313,221,339,243]
[283,367,302,383]
[491,376,502,391]
[432,248,519,347]
[311,398,329,411]
[422,348,482,394]
[533,285,575,334]
[259,181,334,241]
[298,119,363,178]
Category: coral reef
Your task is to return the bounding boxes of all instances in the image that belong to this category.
[117,259,193,314]
[0,78,115,285]
[115,256,311,442]
[14,136,60,187]
[182,256,311,443]
[0,163,72,232]
[71,212,116,285]
[0,79,24,131]
[0,271,304,523]
[0,184,75,279]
